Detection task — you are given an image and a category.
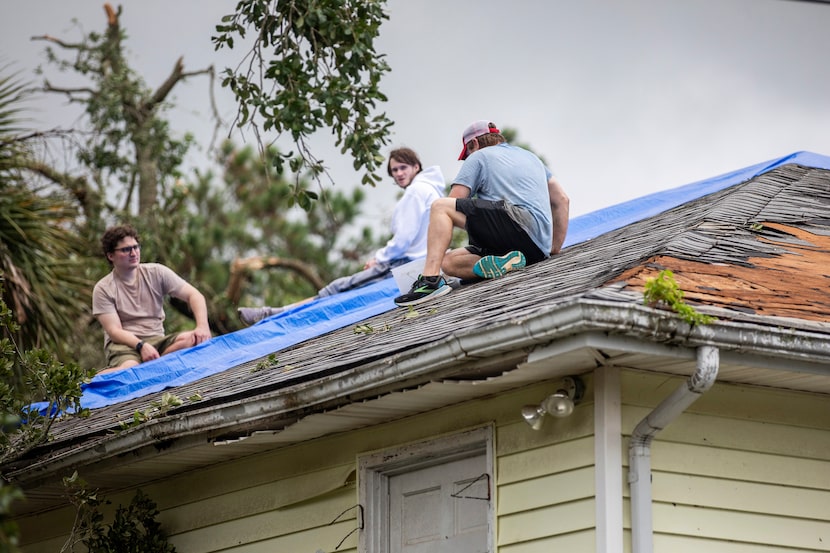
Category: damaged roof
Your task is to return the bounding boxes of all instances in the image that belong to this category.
[7,155,830,514]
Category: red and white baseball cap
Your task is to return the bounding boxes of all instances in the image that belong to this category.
[458,120,500,160]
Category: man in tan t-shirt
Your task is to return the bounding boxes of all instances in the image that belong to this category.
[92,225,212,373]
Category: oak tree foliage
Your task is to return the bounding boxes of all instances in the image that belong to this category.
[213,0,393,196]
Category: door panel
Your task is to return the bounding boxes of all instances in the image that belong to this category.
[389,454,489,553]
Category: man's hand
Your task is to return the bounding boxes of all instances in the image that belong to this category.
[97,312,155,360]
[140,342,161,362]
[192,325,212,345]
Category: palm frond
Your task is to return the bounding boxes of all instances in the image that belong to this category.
[0,68,92,359]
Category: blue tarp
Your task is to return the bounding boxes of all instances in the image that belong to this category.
[32,279,401,414]
[564,151,830,247]
[40,151,830,413]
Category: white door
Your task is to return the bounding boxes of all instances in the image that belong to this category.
[359,426,494,553]
[389,454,490,553]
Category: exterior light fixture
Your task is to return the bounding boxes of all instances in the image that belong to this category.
[521,376,586,430]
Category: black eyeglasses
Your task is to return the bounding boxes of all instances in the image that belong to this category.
[115,244,141,254]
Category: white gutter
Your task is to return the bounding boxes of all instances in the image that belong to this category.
[628,345,719,553]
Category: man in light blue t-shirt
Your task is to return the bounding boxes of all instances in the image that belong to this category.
[395,120,569,307]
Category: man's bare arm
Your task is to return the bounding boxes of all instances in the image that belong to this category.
[548,175,570,255]
[448,183,471,199]
[97,312,139,348]
[96,312,160,361]
[172,282,212,344]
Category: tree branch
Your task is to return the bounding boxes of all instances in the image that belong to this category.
[151,57,215,106]
[22,160,100,216]
[226,255,326,304]
[151,56,184,105]
[0,128,74,146]
[42,80,95,97]
[30,34,84,50]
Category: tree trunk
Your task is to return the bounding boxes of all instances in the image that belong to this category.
[135,135,157,215]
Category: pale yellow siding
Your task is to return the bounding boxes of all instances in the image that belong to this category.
[622,370,830,552]
[16,380,594,553]
[496,412,597,551]
[14,368,830,553]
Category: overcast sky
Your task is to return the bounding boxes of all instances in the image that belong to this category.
[3,0,830,219]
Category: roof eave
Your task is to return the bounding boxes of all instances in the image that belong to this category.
[8,297,830,487]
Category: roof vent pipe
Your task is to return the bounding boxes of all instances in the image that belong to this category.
[628,345,719,553]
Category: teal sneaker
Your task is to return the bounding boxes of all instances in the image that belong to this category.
[473,251,526,279]
[394,275,452,306]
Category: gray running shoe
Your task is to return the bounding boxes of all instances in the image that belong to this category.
[238,306,284,326]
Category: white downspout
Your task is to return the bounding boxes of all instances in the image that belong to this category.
[628,345,719,553]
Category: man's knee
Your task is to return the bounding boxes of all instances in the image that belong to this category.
[430,198,457,221]
[155,332,188,355]
[170,332,193,349]
[431,198,466,229]
[99,357,139,374]
[432,197,455,211]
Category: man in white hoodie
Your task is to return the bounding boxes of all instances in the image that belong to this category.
[239,148,445,324]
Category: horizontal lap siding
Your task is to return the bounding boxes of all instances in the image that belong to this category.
[20,369,827,553]
[163,380,598,552]
[498,529,595,553]
[622,371,830,552]
[498,498,596,545]
[13,536,66,553]
[13,509,76,553]
[653,503,830,550]
[18,380,595,552]
[166,481,359,551]
[652,533,821,553]
[160,463,357,534]
[495,378,597,551]
[169,495,359,553]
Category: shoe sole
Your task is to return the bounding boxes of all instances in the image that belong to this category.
[238,309,263,326]
[394,284,453,307]
[473,252,526,279]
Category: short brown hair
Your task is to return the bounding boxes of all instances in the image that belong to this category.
[387,147,423,176]
[101,224,140,264]
[465,122,505,155]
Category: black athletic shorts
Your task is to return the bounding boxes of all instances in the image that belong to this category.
[455,198,547,265]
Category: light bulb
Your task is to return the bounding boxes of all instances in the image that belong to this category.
[521,405,545,430]
[541,391,574,418]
